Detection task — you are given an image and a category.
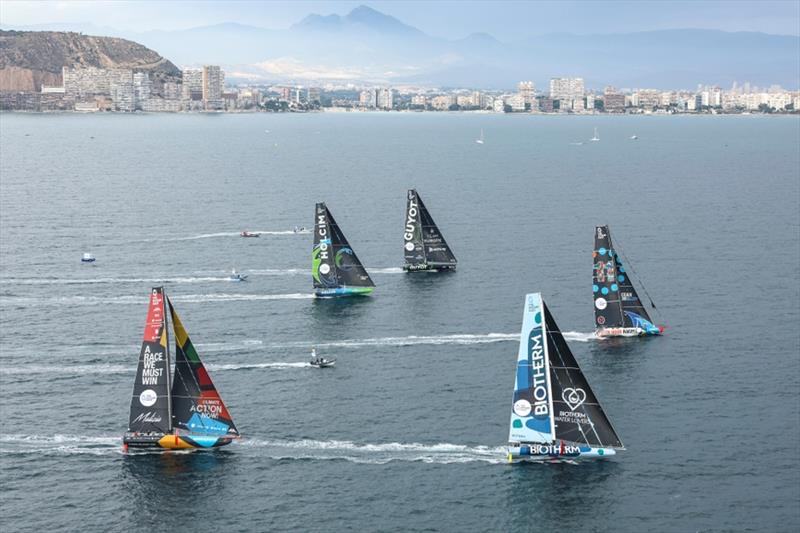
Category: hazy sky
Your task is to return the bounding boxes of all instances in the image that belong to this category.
[1,0,798,38]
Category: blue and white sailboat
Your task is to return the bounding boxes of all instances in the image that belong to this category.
[507,293,623,462]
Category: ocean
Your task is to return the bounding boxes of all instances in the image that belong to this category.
[1,112,798,532]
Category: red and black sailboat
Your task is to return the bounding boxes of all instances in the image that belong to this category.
[123,287,240,450]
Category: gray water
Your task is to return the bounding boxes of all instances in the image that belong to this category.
[1,112,798,532]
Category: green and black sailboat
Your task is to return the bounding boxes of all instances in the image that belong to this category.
[403,189,457,272]
[312,202,375,297]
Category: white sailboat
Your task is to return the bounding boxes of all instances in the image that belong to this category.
[590,127,600,142]
[507,293,624,462]
[475,129,484,144]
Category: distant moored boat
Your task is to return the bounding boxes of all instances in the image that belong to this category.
[81,253,95,263]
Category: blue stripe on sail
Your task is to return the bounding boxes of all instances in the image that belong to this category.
[187,413,230,436]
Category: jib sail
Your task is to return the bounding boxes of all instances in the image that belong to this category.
[403,189,457,268]
[128,287,172,434]
[544,301,623,448]
[593,225,654,330]
[312,202,374,289]
[509,293,555,444]
[168,300,239,437]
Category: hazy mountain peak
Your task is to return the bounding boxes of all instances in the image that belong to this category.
[292,4,425,36]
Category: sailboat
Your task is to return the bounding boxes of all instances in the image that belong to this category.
[508,293,623,462]
[403,189,457,272]
[590,127,600,141]
[593,225,663,337]
[312,202,375,297]
[475,129,484,144]
[123,287,240,450]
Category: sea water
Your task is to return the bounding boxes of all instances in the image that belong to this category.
[1,112,798,531]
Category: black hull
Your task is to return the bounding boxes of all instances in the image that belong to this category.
[403,264,456,272]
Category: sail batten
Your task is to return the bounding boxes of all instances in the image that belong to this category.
[313,202,374,294]
[403,189,457,271]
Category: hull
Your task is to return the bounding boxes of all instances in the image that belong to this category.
[403,263,456,272]
[314,287,374,298]
[507,443,617,463]
[596,326,662,338]
[123,432,236,450]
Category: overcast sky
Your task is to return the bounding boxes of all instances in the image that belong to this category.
[1,0,798,39]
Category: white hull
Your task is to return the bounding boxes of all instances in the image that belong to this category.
[507,443,616,462]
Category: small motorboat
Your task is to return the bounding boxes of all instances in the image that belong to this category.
[229,269,248,282]
[81,253,96,263]
[309,347,335,368]
[293,226,308,234]
[630,135,638,140]
[240,231,260,238]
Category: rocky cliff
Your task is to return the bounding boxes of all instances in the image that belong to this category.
[0,30,180,92]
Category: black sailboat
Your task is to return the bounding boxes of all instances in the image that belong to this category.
[402,189,457,272]
[593,225,663,337]
[123,287,240,450]
[508,293,623,461]
[312,202,375,297]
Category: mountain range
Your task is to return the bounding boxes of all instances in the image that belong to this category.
[3,5,798,89]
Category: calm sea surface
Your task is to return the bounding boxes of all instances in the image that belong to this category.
[1,112,798,532]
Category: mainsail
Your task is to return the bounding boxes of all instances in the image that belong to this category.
[312,202,374,293]
[509,293,622,449]
[168,300,239,437]
[128,287,172,434]
[544,302,623,448]
[593,225,656,331]
[403,189,457,269]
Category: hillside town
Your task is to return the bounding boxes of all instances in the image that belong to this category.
[1,64,798,114]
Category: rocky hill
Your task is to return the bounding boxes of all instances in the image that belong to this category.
[0,30,180,92]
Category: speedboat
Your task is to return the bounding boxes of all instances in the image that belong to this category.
[229,269,248,282]
[81,253,96,263]
[309,347,335,367]
[240,231,260,238]
[630,135,638,140]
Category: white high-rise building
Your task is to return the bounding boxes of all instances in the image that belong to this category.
[549,78,585,101]
[133,72,151,109]
[181,69,203,101]
[202,65,224,110]
[378,88,394,110]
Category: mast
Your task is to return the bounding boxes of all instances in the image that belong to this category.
[539,299,556,443]
[164,289,173,432]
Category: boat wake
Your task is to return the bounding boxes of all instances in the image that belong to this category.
[0,434,507,463]
[0,361,311,376]
[237,438,508,464]
[0,276,236,285]
[0,292,315,306]
[0,434,121,456]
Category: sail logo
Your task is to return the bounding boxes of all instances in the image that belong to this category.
[132,411,162,424]
[404,199,418,242]
[190,400,223,419]
[139,389,158,407]
[141,346,165,385]
[562,388,586,411]
[596,227,607,240]
[595,297,608,310]
[528,331,549,418]
[317,213,330,264]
